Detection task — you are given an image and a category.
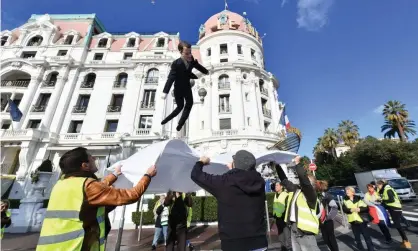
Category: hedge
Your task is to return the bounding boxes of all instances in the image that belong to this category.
[132,193,276,226]
[6,199,49,209]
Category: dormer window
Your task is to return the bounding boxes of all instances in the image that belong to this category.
[98,38,108,48]
[127,38,136,47]
[27,36,43,46]
[220,44,228,54]
[156,38,165,47]
[64,35,74,45]
[1,36,8,46]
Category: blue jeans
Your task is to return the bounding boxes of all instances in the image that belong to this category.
[152,225,168,246]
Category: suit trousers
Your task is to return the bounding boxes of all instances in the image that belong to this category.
[162,87,193,128]
[320,220,339,251]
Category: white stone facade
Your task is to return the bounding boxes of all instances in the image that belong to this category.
[1,12,287,231]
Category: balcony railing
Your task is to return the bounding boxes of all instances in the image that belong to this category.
[31,105,47,113]
[140,101,155,109]
[260,87,268,96]
[107,105,122,113]
[113,81,127,89]
[1,80,30,88]
[134,128,151,136]
[72,105,88,113]
[27,41,42,46]
[212,129,238,137]
[80,81,95,89]
[220,50,228,55]
[262,108,272,118]
[145,77,159,84]
[219,105,232,113]
[42,81,56,88]
[59,133,121,141]
[218,82,230,90]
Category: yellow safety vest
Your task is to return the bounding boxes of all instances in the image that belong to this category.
[169,193,192,228]
[273,191,288,218]
[343,198,367,223]
[382,185,402,209]
[37,177,105,251]
[1,210,11,239]
[284,190,319,235]
[364,192,380,203]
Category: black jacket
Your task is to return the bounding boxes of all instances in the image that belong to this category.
[191,161,267,251]
[163,57,209,94]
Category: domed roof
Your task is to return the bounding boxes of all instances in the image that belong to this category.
[198,10,261,43]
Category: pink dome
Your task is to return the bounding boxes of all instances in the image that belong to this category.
[198,10,261,42]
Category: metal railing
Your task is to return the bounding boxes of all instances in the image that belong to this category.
[72,105,88,113]
[218,82,230,89]
[145,77,159,84]
[27,41,42,46]
[31,105,47,113]
[42,81,56,88]
[1,80,30,88]
[260,87,268,96]
[107,105,122,113]
[140,101,155,109]
[113,81,127,89]
[212,129,238,137]
[262,108,272,118]
[219,105,232,113]
[134,129,151,136]
[80,81,95,89]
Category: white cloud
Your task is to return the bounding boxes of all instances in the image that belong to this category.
[373,105,384,114]
[281,0,288,8]
[296,0,334,31]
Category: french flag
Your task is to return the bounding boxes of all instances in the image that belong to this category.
[280,106,291,130]
[369,205,391,227]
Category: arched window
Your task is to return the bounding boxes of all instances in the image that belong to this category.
[44,72,59,87]
[1,36,8,46]
[259,79,268,95]
[114,73,128,88]
[81,73,96,89]
[145,68,159,83]
[64,35,74,45]
[218,74,230,89]
[27,35,43,46]
[98,38,108,48]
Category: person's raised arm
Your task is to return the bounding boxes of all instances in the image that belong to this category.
[100,165,122,186]
[292,157,317,209]
[190,156,223,197]
[163,61,177,95]
[85,165,157,206]
[273,162,298,193]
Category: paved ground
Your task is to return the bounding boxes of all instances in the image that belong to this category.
[2,200,418,251]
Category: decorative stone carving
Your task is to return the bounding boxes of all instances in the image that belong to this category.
[199,24,205,37]
[218,13,228,25]
[119,68,126,73]
[11,62,22,69]
[242,139,249,147]
[88,68,95,73]
[134,74,142,80]
[221,139,228,149]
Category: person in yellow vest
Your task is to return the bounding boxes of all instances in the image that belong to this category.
[164,191,193,251]
[1,200,12,240]
[152,195,168,250]
[36,147,157,251]
[274,156,320,251]
[376,179,412,249]
[272,182,291,251]
[342,186,374,251]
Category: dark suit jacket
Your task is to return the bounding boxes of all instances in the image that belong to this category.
[163,57,209,94]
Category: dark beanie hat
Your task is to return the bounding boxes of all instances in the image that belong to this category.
[233,150,256,171]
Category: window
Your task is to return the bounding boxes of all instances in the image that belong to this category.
[220,58,228,63]
[27,120,41,129]
[73,95,90,113]
[156,38,165,47]
[105,120,118,132]
[93,53,103,60]
[251,49,256,59]
[21,52,37,59]
[108,94,124,112]
[115,73,128,87]
[1,36,8,46]
[127,38,135,47]
[154,52,163,55]
[123,53,133,60]
[264,121,270,131]
[64,35,74,45]
[98,38,108,48]
[68,121,83,133]
[207,48,211,56]
[37,93,51,106]
[245,92,249,101]
[220,44,228,54]
[45,72,58,87]
[145,68,159,83]
[201,121,204,129]
[142,90,156,108]
[219,95,231,113]
[219,118,231,130]
[247,117,251,126]
[261,98,268,109]
[82,73,96,88]
[1,121,11,129]
[237,44,242,55]
[218,75,230,89]
[27,36,43,46]
[57,50,67,56]
[139,115,153,129]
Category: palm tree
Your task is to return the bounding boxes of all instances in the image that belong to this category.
[381,119,416,140]
[338,120,360,148]
[322,128,339,158]
[382,100,411,142]
[313,137,326,155]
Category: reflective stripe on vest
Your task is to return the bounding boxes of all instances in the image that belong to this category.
[36,177,105,251]
[0,211,11,239]
[273,191,288,218]
[382,185,402,209]
[343,198,366,223]
[284,190,319,235]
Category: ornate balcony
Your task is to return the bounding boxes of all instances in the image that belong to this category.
[72,105,88,114]
[113,81,127,89]
[107,105,122,113]
[262,108,272,118]
[31,105,47,113]
[140,101,155,109]
[1,80,30,88]
[80,81,95,89]
[134,128,151,136]
[219,105,232,114]
[145,77,159,84]
[218,82,230,90]
[42,80,56,88]
[260,87,268,96]
[212,129,238,137]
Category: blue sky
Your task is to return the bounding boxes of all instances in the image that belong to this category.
[2,0,418,157]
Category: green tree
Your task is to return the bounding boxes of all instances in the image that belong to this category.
[381,100,415,142]
[321,128,339,158]
[381,120,416,140]
[338,120,360,148]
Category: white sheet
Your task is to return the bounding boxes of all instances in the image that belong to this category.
[106,140,297,193]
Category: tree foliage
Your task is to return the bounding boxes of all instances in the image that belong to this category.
[381,100,416,141]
